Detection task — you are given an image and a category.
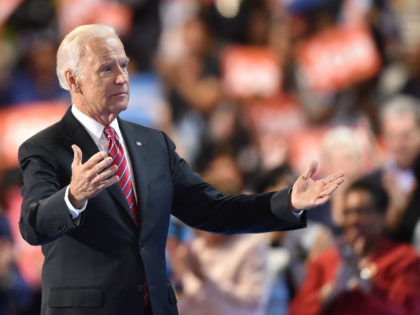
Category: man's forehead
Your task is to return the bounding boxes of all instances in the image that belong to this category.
[82,36,126,61]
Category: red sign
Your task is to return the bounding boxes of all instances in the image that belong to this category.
[296,24,382,93]
[56,0,133,38]
[0,102,68,169]
[221,46,282,99]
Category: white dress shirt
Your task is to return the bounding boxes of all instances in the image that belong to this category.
[65,105,138,219]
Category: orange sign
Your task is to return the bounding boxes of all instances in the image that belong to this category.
[296,24,382,93]
[56,0,133,38]
[221,46,282,99]
[0,102,68,169]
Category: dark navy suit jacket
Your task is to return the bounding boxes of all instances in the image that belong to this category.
[18,107,306,315]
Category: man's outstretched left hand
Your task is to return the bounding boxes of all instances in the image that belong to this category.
[290,160,345,212]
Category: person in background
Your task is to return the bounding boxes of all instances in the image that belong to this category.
[8,38,70,105]
[0,215,32,315]
[368,95,420,234]
[170,177,270,315]
[257,165,333,312]
[314,126,365,231]
[289,178,420,315]
[156,13,222,162]
[392,151,420,251]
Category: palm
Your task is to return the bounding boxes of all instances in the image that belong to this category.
[291,160,345,211]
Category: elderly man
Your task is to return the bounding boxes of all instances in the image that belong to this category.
[367,95,420,236]
[18,25,344,315]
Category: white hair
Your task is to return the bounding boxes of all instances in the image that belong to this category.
[322,126,361,161]
[56,24,117,90]
[380,95,420,126]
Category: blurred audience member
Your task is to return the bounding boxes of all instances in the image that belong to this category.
[157,13,222,161]
[173,230,269,315]
[257,164,333,313]
[0,214,32,315]
[289,178,420,315]
[315,126,364,230]
[8,39,70,105]
[369,95,420,234]
[169,177,270,315]
[390,151,420,251]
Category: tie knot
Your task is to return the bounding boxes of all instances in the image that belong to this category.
[104,126,116,138]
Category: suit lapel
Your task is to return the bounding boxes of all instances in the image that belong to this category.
[118,118,148,227]
[60,107,135,225]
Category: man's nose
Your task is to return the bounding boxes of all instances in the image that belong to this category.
[115,67,128,84]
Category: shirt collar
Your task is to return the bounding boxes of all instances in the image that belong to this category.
[71,105,124,145]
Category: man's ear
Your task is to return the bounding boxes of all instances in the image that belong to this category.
[64,69,81,93]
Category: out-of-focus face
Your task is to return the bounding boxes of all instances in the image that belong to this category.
[183,18,210,57]
[73,36,129,123]
[323,146,362,183]
[30,42,57,75]
[382,113,420,169]
[342,189,383,246]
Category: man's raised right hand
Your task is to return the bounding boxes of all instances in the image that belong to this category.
[68,145,119,209]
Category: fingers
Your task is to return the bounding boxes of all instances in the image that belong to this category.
[320,182,339,197]
[324,172,345,184]
[303,160,318,180]
[315,194,331,206]
[84,151,108,170]
[91,165,118,186]
[72,145,83,166]
[87,156,114,180]
[96,175,119,191]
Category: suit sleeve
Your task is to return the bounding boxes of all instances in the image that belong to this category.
[162,132,306,234]
[18,141,83,246]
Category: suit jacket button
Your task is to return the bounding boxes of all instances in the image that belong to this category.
[137,284,144,292]
[138,243,143,251]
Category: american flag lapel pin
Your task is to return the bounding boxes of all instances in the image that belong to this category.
[136,141,142,146]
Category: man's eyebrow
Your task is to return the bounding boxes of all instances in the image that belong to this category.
[99,61,114,68]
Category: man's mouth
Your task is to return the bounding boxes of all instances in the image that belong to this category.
[111,92,127,96]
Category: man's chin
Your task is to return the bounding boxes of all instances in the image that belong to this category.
[110,101,129,115]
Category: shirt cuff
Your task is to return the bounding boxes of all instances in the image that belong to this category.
[288,187,303,218]
[65,186,87,219]
[292,210,304,218]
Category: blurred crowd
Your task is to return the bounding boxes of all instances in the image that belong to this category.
[1,0,420,314]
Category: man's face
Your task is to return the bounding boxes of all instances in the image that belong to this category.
[382,113,420,169]
[75,36,129,120]
[342,189,383,246]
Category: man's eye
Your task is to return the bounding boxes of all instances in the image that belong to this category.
[105,67,111,72]
[121,64,127,70]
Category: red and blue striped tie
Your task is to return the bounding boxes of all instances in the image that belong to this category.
[104,126,150,305]
[104,126,139,225]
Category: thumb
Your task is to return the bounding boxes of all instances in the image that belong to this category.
[72,145,82,165]
[303,160,318,180]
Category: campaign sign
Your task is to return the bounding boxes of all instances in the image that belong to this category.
[296,24,382,93]
[0,102,68,169]
[221,46,282,99]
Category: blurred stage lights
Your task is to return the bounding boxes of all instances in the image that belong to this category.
[216,0,241,18]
